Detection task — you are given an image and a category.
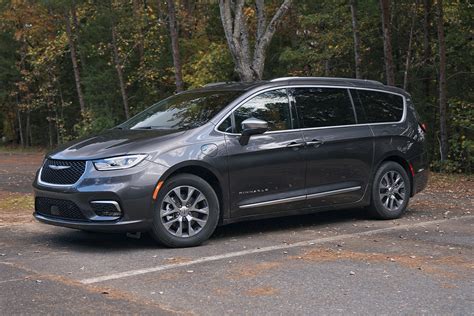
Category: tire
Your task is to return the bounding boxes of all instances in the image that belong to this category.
[368,161,411,219]
[150,173,219,247]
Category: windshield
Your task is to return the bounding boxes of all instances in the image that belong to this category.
[119,90,242,130]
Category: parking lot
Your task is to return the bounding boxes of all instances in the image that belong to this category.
[1,151,473,315]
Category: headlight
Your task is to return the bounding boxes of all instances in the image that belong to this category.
[93,154,147,171]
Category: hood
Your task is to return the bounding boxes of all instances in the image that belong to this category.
[47,129,185,160]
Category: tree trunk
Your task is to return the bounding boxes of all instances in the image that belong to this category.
[423,0,432,97]
[403,2,417,90]
[111,25,131,119]
[423,0,437,157]
[133,0,145,65]
[380,0,395,86]
[436,0,448,161]
[56,77,65,144]
[71,1,87,70]
[350,0,362,79]
[48,111,54,148]
[219,0,293,82]
[64,10,87,116]
[26,110,31,146]
[55,110,61,145]
[166,0,184,92]
[324,59,330,76]
[15,97,24,147]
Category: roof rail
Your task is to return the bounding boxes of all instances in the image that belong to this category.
[270,77,384,86]
[203,81,236,87]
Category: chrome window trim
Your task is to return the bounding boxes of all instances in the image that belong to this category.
[239,185,362,209]
[214,85,407,136]
[306,186,361,199]
[239,195,306,209]
[38,160,90,188]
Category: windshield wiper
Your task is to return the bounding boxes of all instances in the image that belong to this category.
[133,126,176,130]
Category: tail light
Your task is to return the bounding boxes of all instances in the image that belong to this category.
[419,122,427,133]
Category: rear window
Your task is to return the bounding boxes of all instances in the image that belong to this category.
[355,90,404,123]
[291,88,356,128]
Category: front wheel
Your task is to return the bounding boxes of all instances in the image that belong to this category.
[150,174,219,247]
[368,161,411,219]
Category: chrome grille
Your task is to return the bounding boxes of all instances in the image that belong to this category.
[40,159,86,185]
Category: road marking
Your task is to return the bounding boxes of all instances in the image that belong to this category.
[0,277,28,284]
[80,215,473,284]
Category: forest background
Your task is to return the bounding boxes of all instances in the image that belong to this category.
[0,0,472,172]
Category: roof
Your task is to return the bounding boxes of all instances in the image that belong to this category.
[187,77,408,95]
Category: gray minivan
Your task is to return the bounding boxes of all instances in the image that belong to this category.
[33,77,429,247]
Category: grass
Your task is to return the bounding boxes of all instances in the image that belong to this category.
[0,192,34,212]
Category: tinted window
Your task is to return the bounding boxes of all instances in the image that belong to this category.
[120,90,241,130]
[217,116,232,133]
[356,90,404,123]
[233,89,291,133]
[292,88,356,128]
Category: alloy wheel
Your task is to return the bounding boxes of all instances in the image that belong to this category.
[378,170,406,212]
[160,185,209,237]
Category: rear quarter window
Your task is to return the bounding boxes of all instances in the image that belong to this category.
[356,90,404,123]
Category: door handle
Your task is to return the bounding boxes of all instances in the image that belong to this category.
[286,141,306,149]
[306,139,324,147]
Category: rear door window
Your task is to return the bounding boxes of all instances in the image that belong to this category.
[355,90,404,123]
[291,88,356,128]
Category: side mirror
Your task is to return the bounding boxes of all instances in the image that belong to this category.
[239,118,268,146]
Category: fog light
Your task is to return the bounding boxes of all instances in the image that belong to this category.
[90,201,122,217]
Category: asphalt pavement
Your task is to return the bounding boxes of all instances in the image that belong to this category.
[1,209,473,315]
[0,152,473,315]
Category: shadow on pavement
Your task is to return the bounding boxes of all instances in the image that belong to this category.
[34,207,368,252]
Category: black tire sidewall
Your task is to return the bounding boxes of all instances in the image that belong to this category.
[370,161,411,219]
[151,174,219,247]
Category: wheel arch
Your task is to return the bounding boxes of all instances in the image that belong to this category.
[374,153,415,196]
[156,161,229,223]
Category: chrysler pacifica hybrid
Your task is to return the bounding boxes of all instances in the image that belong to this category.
[33,77,429,247]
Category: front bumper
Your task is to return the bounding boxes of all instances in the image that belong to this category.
[32,159,168,232]
[33,213,149,232]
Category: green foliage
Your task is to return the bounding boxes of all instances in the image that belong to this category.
[431,99,474,173]
[184,43,235,88]
[279,0,354,77]
[0,0,472,172]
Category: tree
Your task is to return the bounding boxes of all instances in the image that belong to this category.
[379,0,395,86]
[349,0,362,79]
[166,0,184,92]
[422,0,432,97]
[111,23,130,119]
[436,0,448,161]
[71,0,87,70]
[64,7,86,116]
[0,0,472,172]
[132,0,145,66]
[219,0,293,81]
[403,1,417,90]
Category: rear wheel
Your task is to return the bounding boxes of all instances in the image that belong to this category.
[368,161,411,219]
[150,174,219,247]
